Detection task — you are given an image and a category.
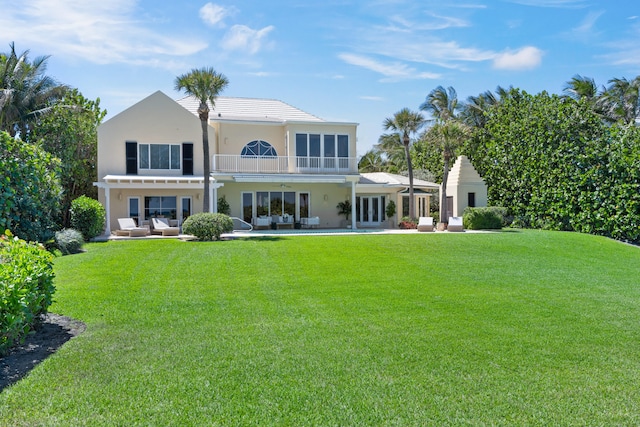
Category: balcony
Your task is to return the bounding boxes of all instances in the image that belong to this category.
[212,155,358,174]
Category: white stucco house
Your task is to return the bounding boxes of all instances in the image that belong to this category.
[94,91,438,235]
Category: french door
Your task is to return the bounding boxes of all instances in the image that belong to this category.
[356,196,384,226]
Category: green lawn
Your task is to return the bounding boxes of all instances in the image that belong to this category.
[2,230,640,425]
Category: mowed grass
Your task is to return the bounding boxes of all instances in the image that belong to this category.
[2,230,640,425]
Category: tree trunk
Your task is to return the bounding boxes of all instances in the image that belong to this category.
[440,155,450,225]
[404,135,415,220]
[200,117,210,213]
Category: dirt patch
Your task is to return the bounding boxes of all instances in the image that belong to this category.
[0,313,86,391]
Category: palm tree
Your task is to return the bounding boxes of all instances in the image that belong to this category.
[563,74,599,102]
[420,85,460,122]
[175,67,229,212]
[375,132,407,173]
[598,76,640,124]
[358,149,385,172]
[423,121,470,225]
[460,86,512,128]
[383,108,426,219]
[0,42,67,138]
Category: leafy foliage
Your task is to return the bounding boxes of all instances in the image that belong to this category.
[54,228,84,255]
[182,212,233,241]
[0,230,55,355]
[468,88,640,243]
[0,131,62,242]
[217,196,231,215]
[30,89,106,227]
[69,196,105,240]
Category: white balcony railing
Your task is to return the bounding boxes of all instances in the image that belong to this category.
[212,155,358,174]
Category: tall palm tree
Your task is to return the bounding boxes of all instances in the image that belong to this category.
[460,86,512,128]
[358,149,385,172]
[375,132,407,173]
[563,74,599,102]
[175,67,229,212]
[420,85,460,122]
[0,42,67,138]
[423,121,470,225]
[598,76,640,124]
[383,108,426,219]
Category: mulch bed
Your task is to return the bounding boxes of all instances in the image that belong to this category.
[0,313,86,391]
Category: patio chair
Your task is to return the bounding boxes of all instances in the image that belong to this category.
[417,217,434,232]
[254,216,270,229]
[447,216,464,232]
[151,217,180,236]
[116,218,148,237]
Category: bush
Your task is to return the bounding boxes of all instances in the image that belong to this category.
[463,207,505,230]
[0,131,62,243]
[55,228,84,255]
[70,196,105,240]
[0,230,56,355]
[182,213,233,241]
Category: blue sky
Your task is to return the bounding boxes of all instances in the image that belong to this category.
[2,0,639,155]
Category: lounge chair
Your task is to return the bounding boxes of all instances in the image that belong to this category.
[116,218,148,237]
[417,217,434,232]
[151,217,180,236]
[447,216,464,232]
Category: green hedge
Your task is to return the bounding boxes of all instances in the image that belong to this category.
[182,213,233,241]
[0,231,56,355]
[463,207,506,230]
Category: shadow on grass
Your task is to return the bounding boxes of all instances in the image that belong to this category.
[0,314,85,392]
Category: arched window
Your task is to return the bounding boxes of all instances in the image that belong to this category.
[241,140,278,157]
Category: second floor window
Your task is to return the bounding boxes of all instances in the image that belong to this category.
[139,144,181,170]
[241,140,277,157]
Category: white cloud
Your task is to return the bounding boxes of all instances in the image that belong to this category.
[221,25,275,55]
[199,3,234,28]
[338,53,440,81]
[493,46,543,70]
[0,0,207,67]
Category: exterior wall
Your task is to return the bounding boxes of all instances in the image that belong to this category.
[216,122,286,156]
[448,182,488,216]
[445,155,488,217]
[97,91,209,178]
[217,183,353,228]
[106,189,202,232]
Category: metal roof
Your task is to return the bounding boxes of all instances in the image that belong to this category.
[176,96,325,123]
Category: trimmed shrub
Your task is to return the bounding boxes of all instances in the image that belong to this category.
[55,228,85,255]
[182,213,233,241]
[0,230,56,355]
[70,196,105,240]
[463,207,504,230]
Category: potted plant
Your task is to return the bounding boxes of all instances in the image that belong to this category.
[385,200,396,227]
[336,200,351,227]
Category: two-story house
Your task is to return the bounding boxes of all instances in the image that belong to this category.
[95,91,437,235]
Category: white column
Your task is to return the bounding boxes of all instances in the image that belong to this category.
[104,186,111,236]
[211,180,217,213]
[351,180,357,230]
